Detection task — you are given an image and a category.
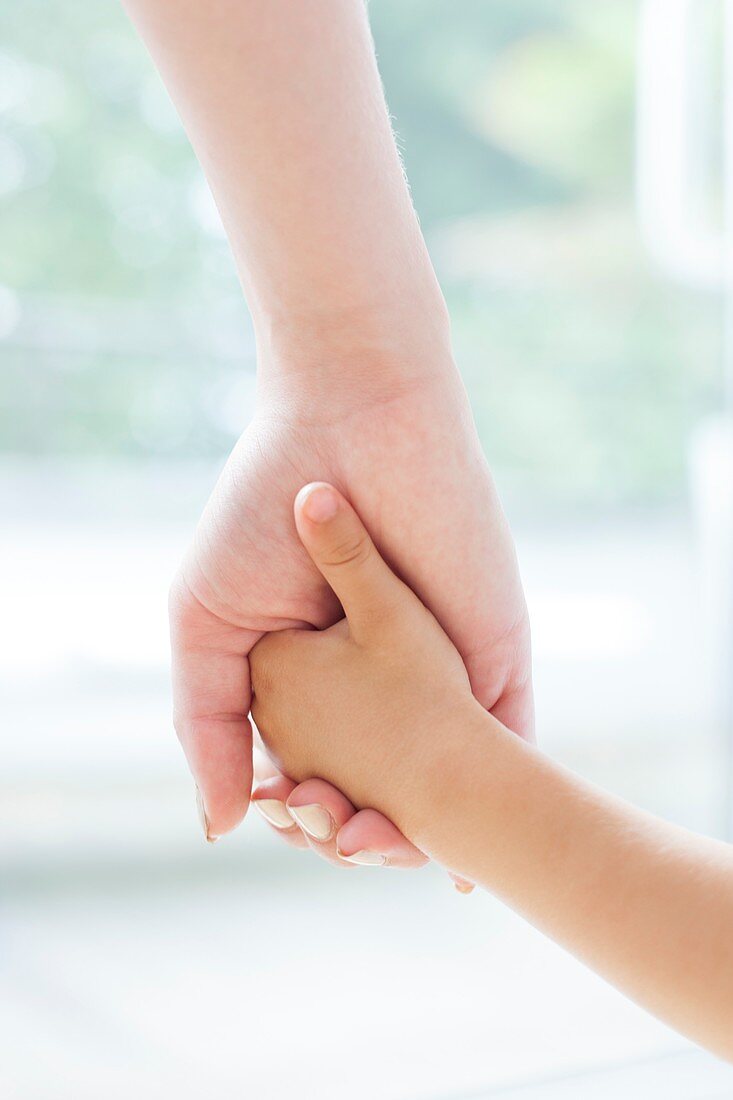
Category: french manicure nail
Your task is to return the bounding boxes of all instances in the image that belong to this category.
[287,803,333,841]
[195,786,219,844]
[253,798,295,830]
[339,849,387,866]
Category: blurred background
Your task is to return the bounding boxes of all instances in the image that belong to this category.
[3,1,733,1096]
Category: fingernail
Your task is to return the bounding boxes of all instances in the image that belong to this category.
[253,798,295,830]
[449,872,474,895]
[195,787,219,844]
[300,484,339,523]
[338,849,387,866]
[287,803,334,841]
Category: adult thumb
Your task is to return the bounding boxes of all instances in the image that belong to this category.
[294,482,406,635]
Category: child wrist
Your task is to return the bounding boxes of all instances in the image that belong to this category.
[390,698,496,849]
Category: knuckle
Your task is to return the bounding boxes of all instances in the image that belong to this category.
[323,534,371,570]
[168,570,215,639]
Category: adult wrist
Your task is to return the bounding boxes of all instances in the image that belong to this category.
[253,295,454,408]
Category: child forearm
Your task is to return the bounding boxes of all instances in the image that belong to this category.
[250,483,733,1061]
[408,707,733,1061]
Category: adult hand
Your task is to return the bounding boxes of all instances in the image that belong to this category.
[126,0,531,860]
[170,363,532,857]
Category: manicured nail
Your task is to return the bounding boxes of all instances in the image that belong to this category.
[195,786,219,844]
[300,484,339,523]
[287,803,333,841]
[338,849,387,866]
[253,798,295,830]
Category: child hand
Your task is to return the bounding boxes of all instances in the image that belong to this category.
[251,494,733,1059]
[250,482,487,841]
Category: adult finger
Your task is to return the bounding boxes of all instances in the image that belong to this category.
[251,774,309,850]
[169,575,260,840]
[284,778,363,867]
[336,808,428,870]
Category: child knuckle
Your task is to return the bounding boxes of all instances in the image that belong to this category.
[325,534,371,569]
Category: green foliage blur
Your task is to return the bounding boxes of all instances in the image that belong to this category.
[0,0,723,506]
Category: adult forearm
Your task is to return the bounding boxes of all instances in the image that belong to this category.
[123,0,449,375]
[407,710,733,1060]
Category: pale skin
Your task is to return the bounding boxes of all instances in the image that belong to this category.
[250,483,733,1063]
[123,0,533,861]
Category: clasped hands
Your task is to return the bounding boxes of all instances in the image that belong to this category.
[250,480,511,876]
[169,379,532,870]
